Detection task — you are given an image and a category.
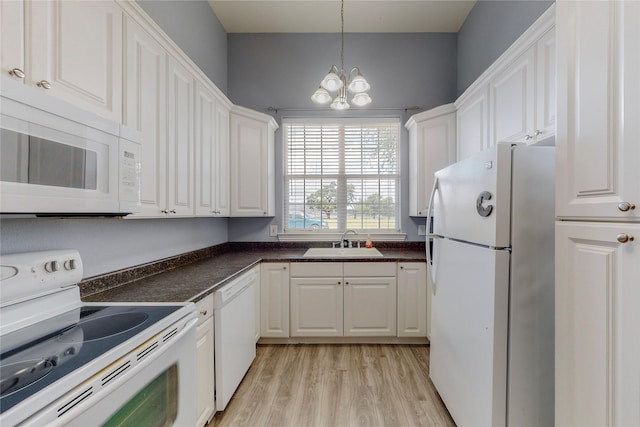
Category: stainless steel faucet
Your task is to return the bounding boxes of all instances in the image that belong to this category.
[340,229,358,248]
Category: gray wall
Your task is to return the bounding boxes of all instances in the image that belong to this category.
[227,33,458,242]
[0,218,228,278]
[457,0,554,95]
[136,0,228,93]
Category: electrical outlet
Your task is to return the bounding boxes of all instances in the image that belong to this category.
[270,224,278,237]
[418,225,426,236]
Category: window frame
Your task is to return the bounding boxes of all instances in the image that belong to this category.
[281,117,405,241]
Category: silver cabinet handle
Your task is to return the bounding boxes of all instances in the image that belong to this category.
[524,134,533,140]
[617,234,634,243]
[534,130,542,136]
[161,209,169,214]
[37,80,51,90]
[170,209,177,214]
[618,202,636,212]
[9,68,25,79]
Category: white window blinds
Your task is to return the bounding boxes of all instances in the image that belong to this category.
[284,119,400,232]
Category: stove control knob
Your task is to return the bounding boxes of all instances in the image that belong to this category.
[45,261,60,273]
[64,259,77,271]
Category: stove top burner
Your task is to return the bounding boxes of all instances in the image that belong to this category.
[0,304,182,414]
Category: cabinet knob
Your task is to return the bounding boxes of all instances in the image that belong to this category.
[534,130,542,136]
[161,209,169,214]
[283,266,287,270]
[9,68,25,79]
[616,234,634,243]
[337,281,341,285]
[618,202,636,212]
[400,266,404,269]
[37,80,52,90]
[170,209,177,214]
[345,281,349,285]
[200,310,208,316]
[524,134,533,141]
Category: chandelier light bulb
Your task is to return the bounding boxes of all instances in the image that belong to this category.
[351,92,372,107]
[330,96,350,110]
[311,86,333,104]
[320,69,343,92]
[347,71,371,94]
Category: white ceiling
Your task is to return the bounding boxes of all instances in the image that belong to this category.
[207,0,477,33]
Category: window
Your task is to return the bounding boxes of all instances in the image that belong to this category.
[284,118,400,233]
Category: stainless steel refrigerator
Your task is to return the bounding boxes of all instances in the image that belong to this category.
[427,143,555,426]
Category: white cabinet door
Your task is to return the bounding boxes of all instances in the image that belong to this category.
[166,56,194,216]
[194,80,216,216]
[555,221,640,427]
[556,0,640,220]
[0,0,24,80]
[535,28,556,143]
[29,0,122,122]
[456,86,489,161]
[489,49,535,145]
[195,295,215,427]
[230,107,276,217]
[344,276,396,337]
[290,277,343,337]
[260,263,289,338]
[213,100,230,216]
[122,17,167,218]
[406,105,456,217]
[397,263,427,338]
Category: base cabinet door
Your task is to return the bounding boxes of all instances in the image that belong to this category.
[555,221,640,426]
[344,277,396,337]
[260,263,289,338]
[397,263,427,338]
[195,295,215,427]
[290,277,343,337]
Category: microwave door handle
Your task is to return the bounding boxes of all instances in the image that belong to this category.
[426,177,439,292]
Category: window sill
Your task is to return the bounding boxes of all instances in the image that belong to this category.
[277,232,407,242]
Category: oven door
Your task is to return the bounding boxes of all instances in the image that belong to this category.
[20,317,198,427]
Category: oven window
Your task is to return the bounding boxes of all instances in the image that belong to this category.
[0,128,98,190]
[103,365,178,427]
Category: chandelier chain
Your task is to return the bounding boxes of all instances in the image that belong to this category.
[340,0,344,72]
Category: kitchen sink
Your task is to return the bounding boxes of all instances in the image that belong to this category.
[302,247,384,258]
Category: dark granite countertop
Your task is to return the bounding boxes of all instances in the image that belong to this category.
[82,245,426,304]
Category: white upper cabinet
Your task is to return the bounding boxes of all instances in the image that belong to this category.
[556,0,640,220]
[194,80,217,216]
[166,56,195,217]
[122,16,168,218]
[1,0,123,122]
[489,49,535,145]
[213,100,231,216]
[455,6,555,160]
[456,86,489,161]
[405,104,457,217]
[230,106,278,217]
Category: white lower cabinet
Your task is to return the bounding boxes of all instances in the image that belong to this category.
[195,294,215,427]
[555,221,640,426]
[290,262,397,338]
[260,263,290,338]
[397,262,428,338]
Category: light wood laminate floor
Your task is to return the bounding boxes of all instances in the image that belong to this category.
[208,344,455,427]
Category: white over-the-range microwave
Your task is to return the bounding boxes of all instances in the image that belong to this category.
[0,77,141,216]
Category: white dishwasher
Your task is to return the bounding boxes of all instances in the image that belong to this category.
[213,267,257,411]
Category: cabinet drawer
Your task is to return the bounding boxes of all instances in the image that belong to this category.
[195,294,214,325]
[344,262,396,277]
[290,262,342,277]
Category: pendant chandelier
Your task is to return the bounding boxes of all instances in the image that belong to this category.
[310,0,372,110]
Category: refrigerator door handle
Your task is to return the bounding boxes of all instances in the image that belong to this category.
[426,177,439,292]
